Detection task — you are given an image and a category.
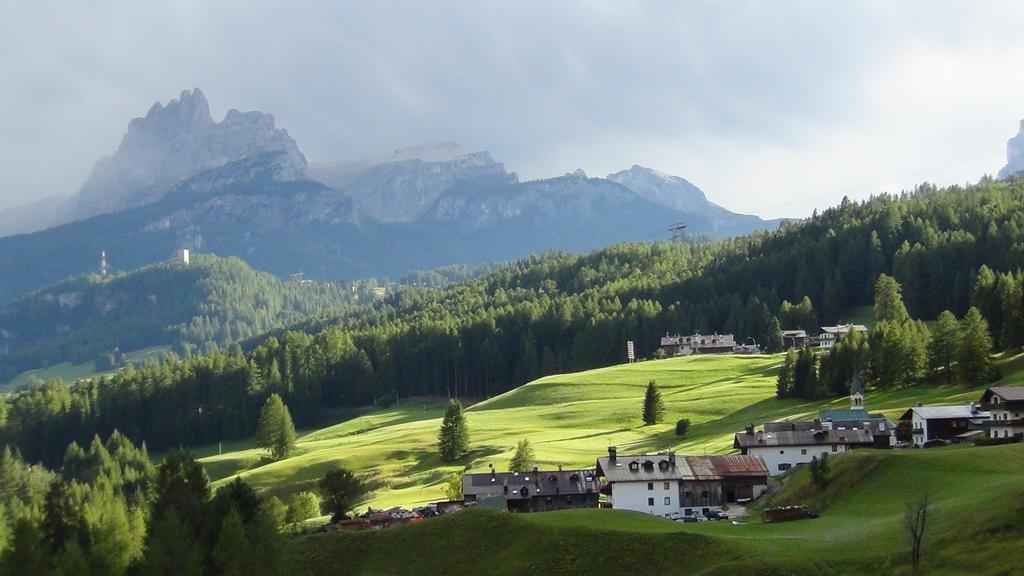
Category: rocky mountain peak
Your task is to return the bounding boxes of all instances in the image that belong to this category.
[606,165,709,213]
[66,89,307,221]
[998,119,1024,179]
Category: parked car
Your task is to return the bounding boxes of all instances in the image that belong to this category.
[703,510,729,520]
[679,515,700,523]
[923,438,952,448]
[664,512,683,521]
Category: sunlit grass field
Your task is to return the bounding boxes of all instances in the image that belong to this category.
[201,352,1014,510]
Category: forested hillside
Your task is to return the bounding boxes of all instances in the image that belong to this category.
[4,178,1024,465]
[0,254,354,381]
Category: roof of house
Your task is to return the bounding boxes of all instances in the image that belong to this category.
[821,324,869,335]
[733,428,874,449]
[703,455,769,476]
[982,386,1024,403]
[899,405,990,421]
[597,454,681,482]
[780,330,807,337]
[596,454,767,483]
[462,468,598,500]
[819,409,874,422]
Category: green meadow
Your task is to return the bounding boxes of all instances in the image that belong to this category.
[201,352,1017,510]
[294,444,1024,575]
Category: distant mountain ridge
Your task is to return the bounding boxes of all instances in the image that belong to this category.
[0,89,782,301]
[64,88,307,222]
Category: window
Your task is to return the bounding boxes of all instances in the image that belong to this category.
[647,482,654,491]
[779,450,785,454]
[800,449,807,455]
[831,445,838,452]
[663,482,670,490]
[778,463,792,471]
[647,497,654,506]
[664,497,671,505]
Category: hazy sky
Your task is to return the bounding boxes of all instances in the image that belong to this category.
[2,1,1023,218]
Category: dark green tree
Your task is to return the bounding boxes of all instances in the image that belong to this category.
[776,349,797,399]
[957,307,993,387]
[318,467,365,523]
[438,400,469,462]
[257,393,297,461]
[874,274,910,324]
[642,380,665,425]
[0,520,49,576]
[927,310,960,382]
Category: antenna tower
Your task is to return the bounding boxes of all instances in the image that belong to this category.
[668,222,688,242]
[100,251,109,279]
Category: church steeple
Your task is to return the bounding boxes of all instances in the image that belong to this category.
[850,373,865,410]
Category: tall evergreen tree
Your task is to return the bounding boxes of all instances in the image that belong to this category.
[927,310,960,382]
[792,347,819,400]
[256,394,297,461]
[776,349,797,399]
[212,511,249,576]
[957,307,994,387]
[438,400,469,462]
[642,380,665,425]
[874,274,910,324]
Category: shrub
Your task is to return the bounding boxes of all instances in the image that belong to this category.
[286,491,321,524]
[675,418,690,437]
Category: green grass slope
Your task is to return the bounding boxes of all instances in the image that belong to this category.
[292,444,1024,575]
[203,353,1006,509]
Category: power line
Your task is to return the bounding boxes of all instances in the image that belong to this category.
[747,151,1004,215]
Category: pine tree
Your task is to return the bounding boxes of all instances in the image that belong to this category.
[642,380,665,425]
[874,274,910,324]
[508,439,536,472]
[438,399,469,462]
[776,349,796,399]
[793,347,819,400]
[257,394,297,460]
[958,307,993,387]
[213,511,249,576]
[927,310,960,382]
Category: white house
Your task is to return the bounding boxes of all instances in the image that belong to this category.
[898,404,991,447]
[733,426,874,475]
[595,448,768,517]
[817,324,869,349]
[980,387,1024,441]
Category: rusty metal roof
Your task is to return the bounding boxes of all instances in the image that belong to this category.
[707,455,769,476]
[598,454,767,482]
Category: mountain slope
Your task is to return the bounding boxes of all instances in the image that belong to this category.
[0,253,352,381]
[608,165,779,236]
[0,153,760,302]
[0,90,779,299]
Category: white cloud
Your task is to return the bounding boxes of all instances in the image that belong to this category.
[0,0,1022,219]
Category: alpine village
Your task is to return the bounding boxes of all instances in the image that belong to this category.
[4,6,1024,575]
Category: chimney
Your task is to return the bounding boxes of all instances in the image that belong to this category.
[608,446,617,463]
[916,401,923,407]
[744,425,754,435]
[532,465,539,475]
[668,451,676,468]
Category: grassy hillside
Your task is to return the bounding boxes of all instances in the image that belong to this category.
[289,444,1024,575]
[203,353,1007,509]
